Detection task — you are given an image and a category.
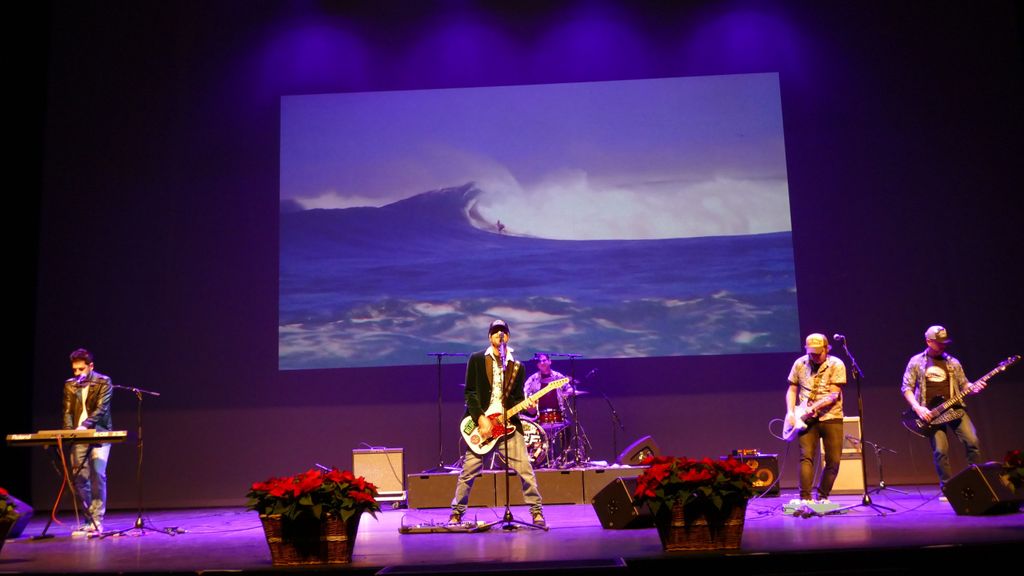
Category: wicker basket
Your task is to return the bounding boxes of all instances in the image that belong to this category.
[654,499,747,551]
[259,513,359,566]
[0,517,13,556]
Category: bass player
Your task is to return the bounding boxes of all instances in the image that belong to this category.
[901,325,984,496]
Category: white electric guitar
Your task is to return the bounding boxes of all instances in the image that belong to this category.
[459,377,571,455]
[782,392,839,442]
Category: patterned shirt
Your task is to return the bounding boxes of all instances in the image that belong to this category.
[787,355,846,421]
[901,350,969,407]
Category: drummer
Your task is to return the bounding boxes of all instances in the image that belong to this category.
[523,353,576,430]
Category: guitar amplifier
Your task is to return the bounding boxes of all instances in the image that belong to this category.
[722,454,779,496]
[353,448,405,501]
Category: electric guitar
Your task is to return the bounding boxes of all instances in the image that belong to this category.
[901,355,1019,438]
[459,377,571,455]
[782,392,839,442]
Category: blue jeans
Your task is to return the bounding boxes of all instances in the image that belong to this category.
[72,443,110,524]
[452,430,543,516]
[929,411,981,485]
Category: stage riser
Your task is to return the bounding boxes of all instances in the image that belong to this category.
[407,467,646,509]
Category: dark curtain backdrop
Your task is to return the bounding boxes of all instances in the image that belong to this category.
[7,0,1022,509]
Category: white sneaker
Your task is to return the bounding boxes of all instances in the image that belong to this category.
[72,522,103,537]
[938,495,948,502]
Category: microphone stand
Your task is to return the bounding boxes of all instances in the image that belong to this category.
[104,383,178,537]
[827,336,894,515]
[496,357,545,532]
[856,437,908,496]
[601,391,625,463]
[423,352,468,473]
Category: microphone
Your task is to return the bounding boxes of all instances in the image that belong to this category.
[499,341,507,367]
[833,333,846,342]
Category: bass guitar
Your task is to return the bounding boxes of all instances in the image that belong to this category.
[782,392,839,442]
[901,355,1019,438]
[459,377,571,456]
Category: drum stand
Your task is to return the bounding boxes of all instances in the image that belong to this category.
[555,353,594,468]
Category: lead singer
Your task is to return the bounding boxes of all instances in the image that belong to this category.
[449,319,545,527]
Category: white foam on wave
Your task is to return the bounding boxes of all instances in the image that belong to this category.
[471,170,791,241]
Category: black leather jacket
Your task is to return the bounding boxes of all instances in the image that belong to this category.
[62,371,113,432]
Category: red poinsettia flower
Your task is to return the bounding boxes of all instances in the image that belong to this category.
[633,455,756,515]
[246,467,381,522]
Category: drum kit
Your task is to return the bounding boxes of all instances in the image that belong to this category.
[518,386,592,469]
[447,353,598,471]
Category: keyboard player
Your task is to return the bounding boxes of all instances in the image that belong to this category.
[61,348,113,535]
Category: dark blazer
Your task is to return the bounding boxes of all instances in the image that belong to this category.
[464,349,526,434]
[62,371,113,432]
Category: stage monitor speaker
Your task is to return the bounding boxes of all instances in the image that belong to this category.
[353,448,404,495]
[616,435,660,466]
[3,491,34,538]
[591,477,653,529]
[943,463,1024,516]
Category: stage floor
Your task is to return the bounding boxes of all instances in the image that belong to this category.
[2,487,1022,575]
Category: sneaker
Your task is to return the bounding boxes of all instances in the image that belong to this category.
[448,512,463,525]
[938,495,948,503]
[531,512,547,528]
[71,523,102,537]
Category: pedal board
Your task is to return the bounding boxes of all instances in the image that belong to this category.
[782,499,844,517]
[398,519,493,534]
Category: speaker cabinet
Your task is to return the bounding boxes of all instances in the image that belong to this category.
[724,455,779,496]
[496,469,584,505]
[407,472,495,509]
[943,463,1024,515]
[353,448,405,496]
[616,435,660,466]
[824,417,865,494]
[583,467,645,502]
[591,477,653,529]
[3,491,33,538]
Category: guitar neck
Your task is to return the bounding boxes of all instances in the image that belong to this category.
[505,378,569,419]
[929,356,1019,417]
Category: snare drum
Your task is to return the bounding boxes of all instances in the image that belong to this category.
[520,418,549,466]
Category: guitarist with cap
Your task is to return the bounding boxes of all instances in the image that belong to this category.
[901,325,984,496]
[785,333,847,503]
[449,319,545,527]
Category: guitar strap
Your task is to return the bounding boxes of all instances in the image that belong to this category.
[502,361,521,401]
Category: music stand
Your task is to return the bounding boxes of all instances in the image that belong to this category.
[826,335,894,516]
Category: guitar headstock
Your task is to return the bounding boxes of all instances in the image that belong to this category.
[998,355,1021,370]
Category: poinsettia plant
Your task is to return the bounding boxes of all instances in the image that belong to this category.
[1,487,19,522]
[633,456,756,515]
[1005,450,1024,491]
[246,468,380,523]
